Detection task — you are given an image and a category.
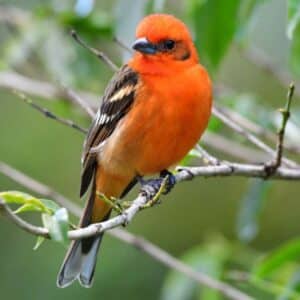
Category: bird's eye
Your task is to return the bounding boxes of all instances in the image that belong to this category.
[163,40,175,50]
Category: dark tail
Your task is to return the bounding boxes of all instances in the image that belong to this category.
[57,234,104,288]
[57,178,109,288]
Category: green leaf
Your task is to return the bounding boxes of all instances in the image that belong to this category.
[0,191,52,214]
[287,0,300,39]
[207,116,222,133]
[180,149,201,167]
[236,0,269,43]
[58,11,113,37]
[40,199,61,213]
[33,236,46,251]
[161,238,230,300]
[0,191,35,204]
[14,203,44,214]
[42,208,69,244]
[187,0,241,73]
[289,25,300,77]
[236,179,271,243]
[278,269,300,300]
[146,0,166,13]
[253,239,300,279]
[0,191,61,215]
[288,0,300,76]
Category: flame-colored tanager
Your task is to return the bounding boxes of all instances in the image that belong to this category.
[57,13,212,288]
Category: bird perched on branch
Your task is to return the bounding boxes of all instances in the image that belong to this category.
[57,13,212,288]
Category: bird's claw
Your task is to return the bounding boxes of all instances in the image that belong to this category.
[138,170,176,208]
[159,170,176,194]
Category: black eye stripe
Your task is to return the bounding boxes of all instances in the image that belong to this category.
[157,39,176,51]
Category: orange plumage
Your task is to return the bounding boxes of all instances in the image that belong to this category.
[57,13,212,288]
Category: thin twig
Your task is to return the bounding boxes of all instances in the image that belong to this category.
[0,71,98,109]
[274,83,295,166]
[214,85,300,155]
[203,132,269,163]
[195,144,220,165]
[113,36,132,54]
[13,90,88,134]
[0,161,82,216]
[212,105,299,168]
[70,29,119,72]
[114,230,252,300]
[265,83,295,175]
[0,198,49,237]
[60,84,96,118]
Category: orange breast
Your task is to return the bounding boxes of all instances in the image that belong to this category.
[101,64,212,176]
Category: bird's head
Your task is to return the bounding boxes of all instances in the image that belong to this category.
[131,14,198,69]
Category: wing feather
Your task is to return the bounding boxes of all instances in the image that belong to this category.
[80,65,139,196]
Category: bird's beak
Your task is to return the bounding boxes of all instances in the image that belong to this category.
[132,37,157,54]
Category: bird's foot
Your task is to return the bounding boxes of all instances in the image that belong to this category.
[138,170,176,209]
[159,170,176,194]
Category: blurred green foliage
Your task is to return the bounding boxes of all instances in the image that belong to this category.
[1,0,300,299]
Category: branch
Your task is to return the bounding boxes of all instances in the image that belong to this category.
[0,161,82,216]
[176,162,300,180]
[113,36,132,54]
[0,71,98,114]
[0,161,251,300]
[215,104,300,155]
[70,30,119,72]
[195,144,220,165]
[202,132,269,163]
[2,161,300,244]
[271,83,295,169]
[14,91,88,134]
[0,197,49,237]
[60,84,96,118]
[212,105,299,168]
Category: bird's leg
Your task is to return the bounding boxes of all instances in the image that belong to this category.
[96,192,124,214]
[138,170,176,208]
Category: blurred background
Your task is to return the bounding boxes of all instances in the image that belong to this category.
[1,0,300,299]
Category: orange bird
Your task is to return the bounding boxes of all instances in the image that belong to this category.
[57,13,212,288]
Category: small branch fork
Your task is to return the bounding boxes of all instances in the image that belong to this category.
[0,29,299,300]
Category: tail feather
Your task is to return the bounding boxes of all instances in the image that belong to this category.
[79,236,102,287]
[57,235,103,288]
[57,176,109,288]
[57,168,134,288]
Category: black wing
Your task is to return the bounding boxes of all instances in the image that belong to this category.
[80,65,139,197]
